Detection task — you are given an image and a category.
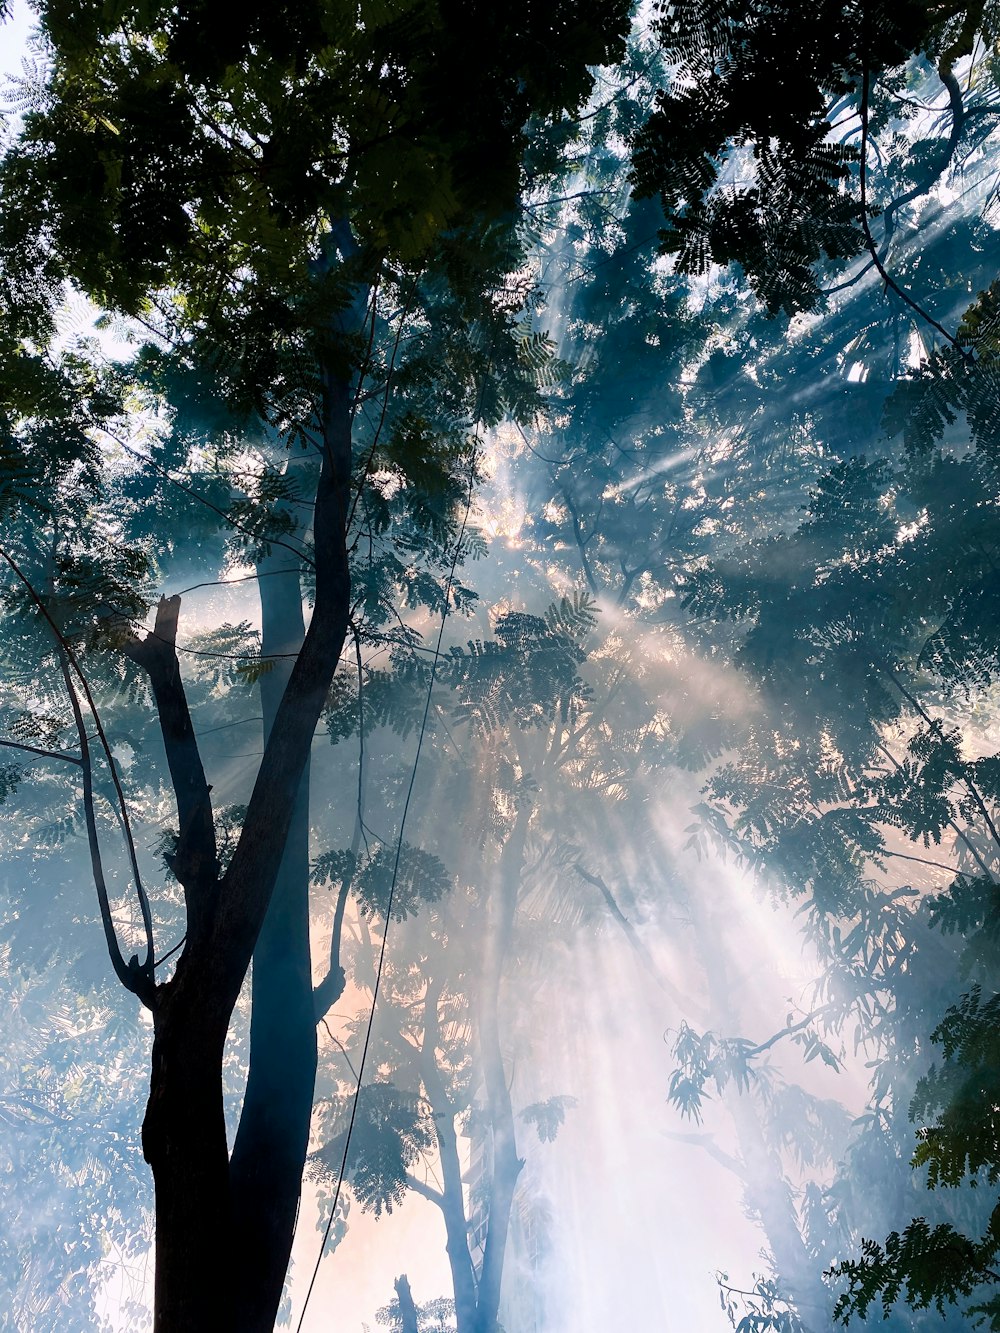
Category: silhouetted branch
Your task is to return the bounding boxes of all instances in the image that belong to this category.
[883,666,1000,856]
[0,738,82,766]
[0,542,156,1002]
[124,596,220,945]
[574,862,676,997]
[57,652,154,1002]
[314,877,350,1021]
[857,64,971,358]
[747,1006,837,1057]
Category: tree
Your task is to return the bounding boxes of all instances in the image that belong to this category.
[311,593,612,1333]
[0,3,630,1327]
[675,277,1000,1324]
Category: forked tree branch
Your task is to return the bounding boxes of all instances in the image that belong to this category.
[56,652,154,1004]
[0,541,156,1001]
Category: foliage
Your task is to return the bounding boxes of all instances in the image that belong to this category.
[2,0,1000,1326]
[311,841,451,923]
[632,0,986,314]
[311,1081,434,1219]
[518,1095,578,1143]
[718,1273,808,1333]
[376,1293,456,1333]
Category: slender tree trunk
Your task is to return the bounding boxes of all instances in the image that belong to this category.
[724,1079,826,1330]
[689,879,828,1331]
[474,813,528,1333]
[420,984,479,1333]
[229,545,317,1331]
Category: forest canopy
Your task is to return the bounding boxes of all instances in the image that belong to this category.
[0,2,999,1331]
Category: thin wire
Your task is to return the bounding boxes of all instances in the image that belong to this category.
[294,228,514,1333]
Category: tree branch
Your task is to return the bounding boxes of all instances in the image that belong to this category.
[573,862,678,999]
[403,1174,445,1207]
[661,1129,746,1178]
[883,666,1000,857]
[316,645,366,1021]
[314,875,350,1021]
[0,542,155,1002]
[57,653,154,1003]
[123,595,220,946]
[856,63,971,358]
[746,1006,836,1057]
[0,737,82,766]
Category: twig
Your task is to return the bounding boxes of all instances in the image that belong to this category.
[319,1018,358,1080]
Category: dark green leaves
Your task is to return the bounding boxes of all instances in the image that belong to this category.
[311,842,450,923]
[631,0,938,313]
[312,1082,434,1218]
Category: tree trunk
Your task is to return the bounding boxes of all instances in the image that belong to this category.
[229,546,317,1331]
[690,877,828,1331]
[420,985,479,1333]
[474,813,528,1333]
[139,366,355,1330]
[432,1106,480,1333]
[143,977,233,1331]
[394,1274,420,1333]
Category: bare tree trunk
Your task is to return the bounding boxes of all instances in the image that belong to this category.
[688,875,828,1332]
[142,972,234,1328]
[395,1274,420,1333]
[420,982,479,1333]
[229,544,317,1331]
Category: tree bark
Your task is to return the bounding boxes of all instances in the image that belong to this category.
[143,977,233,1330]
[229,543,317,1331]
